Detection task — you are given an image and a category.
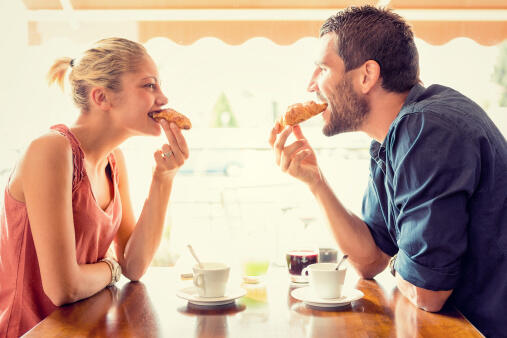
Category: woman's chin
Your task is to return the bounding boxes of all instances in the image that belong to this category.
[146,120,162,136]
[151,125,162,136]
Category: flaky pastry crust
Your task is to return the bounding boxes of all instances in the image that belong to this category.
[279,101,328,128]
[150,109,192,130]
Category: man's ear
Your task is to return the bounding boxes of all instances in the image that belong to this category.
[90,87,111,111]
[358,60,381,94]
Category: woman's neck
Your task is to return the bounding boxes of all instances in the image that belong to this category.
[70,111,127,167]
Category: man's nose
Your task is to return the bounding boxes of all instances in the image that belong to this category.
[307,69,319,92]
[307,79,317,93]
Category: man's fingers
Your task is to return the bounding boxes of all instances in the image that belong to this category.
[269,126,278,148]
[273,126,293,165]
[293,149,310,167]
[269,122,284,147]
[280,140,306,171]
[288,149,310,175]
[292,125,306,141]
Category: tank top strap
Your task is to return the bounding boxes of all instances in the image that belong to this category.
[50,124,85,191]
[107,152,120,185]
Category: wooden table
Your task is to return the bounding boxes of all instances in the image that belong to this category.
[24,266,483,337]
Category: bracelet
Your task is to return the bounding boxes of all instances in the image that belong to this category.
[389,254,397,277]
[100,257,122,286]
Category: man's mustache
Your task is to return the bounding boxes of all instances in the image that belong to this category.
[316,93,327,103]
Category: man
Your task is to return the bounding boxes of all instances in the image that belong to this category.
[269,6,507,337]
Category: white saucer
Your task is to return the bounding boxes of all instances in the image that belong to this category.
[291,287,364,308]
[177,286,247,306]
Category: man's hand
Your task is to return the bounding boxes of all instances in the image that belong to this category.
[269,123,322,188]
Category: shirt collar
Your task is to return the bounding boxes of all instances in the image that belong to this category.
[368,83,426,165]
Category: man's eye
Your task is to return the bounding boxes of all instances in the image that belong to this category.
[145,83,156,89]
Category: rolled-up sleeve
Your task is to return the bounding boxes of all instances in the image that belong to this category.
[389,111,479,290]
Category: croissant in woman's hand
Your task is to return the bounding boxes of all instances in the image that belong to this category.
[149,108,192,130]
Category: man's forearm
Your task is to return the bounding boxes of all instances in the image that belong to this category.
[310,176,389,278]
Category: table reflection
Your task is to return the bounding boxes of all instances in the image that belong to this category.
[25,267,483,338]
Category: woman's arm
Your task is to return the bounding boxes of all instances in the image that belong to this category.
[114,121,189,280]
[111,149,173,280]
[22,134,112,306]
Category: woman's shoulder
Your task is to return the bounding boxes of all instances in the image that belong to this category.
[9,131,75,202]
[20,131,74,173]
[28,131,73,158]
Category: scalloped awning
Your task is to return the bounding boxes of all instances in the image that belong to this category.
[23,0,507,46]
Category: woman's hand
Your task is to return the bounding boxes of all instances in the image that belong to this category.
[269,123,322,189]
[153,119,189,180]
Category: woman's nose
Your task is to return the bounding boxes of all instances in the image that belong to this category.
[157,92,168,106]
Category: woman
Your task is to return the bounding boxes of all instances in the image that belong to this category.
[0,37,189,337]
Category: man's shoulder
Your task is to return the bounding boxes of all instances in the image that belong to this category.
[391,84,489,138]
[400,84,478,117]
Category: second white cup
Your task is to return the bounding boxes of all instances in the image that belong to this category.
[302,263,347,299]
[193,262,230,298]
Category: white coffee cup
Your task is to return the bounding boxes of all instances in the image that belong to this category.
[192,262,230,298]
[302,263,347,299]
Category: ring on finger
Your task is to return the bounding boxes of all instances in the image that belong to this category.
[163,151,173,159]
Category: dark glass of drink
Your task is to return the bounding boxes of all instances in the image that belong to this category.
[286,250,318,282]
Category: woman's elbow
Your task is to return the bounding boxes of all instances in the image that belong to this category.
[122,266,147,282]
[121,259,150,281]
[45,286,80,307]
[42,276,81,306]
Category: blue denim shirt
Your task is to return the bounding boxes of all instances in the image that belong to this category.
[362,84,507,337]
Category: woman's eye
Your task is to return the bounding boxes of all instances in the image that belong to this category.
[145,83,156,89]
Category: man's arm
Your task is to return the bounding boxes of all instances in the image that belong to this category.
[315,173,454,310]
[270,124,389,279]
[395,271,453,312]
[310,177,390,278]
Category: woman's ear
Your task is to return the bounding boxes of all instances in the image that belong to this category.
[358,60,381,94]
[90,87,111,111]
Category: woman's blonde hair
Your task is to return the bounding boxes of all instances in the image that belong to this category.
[47,37,148,111]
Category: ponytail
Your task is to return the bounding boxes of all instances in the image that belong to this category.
[46,57,72,90]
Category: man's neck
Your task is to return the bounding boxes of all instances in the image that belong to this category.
[361,89,410,143]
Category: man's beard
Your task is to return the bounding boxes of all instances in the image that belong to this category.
[322,76,370,137]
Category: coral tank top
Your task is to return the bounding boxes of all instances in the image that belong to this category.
[0,124,122,337]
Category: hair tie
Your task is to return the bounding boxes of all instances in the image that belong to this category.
[70,59,75,68]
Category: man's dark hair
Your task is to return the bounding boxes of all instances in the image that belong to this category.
[320,6,420,92]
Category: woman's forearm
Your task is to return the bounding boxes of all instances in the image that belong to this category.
[122,174,173,280]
